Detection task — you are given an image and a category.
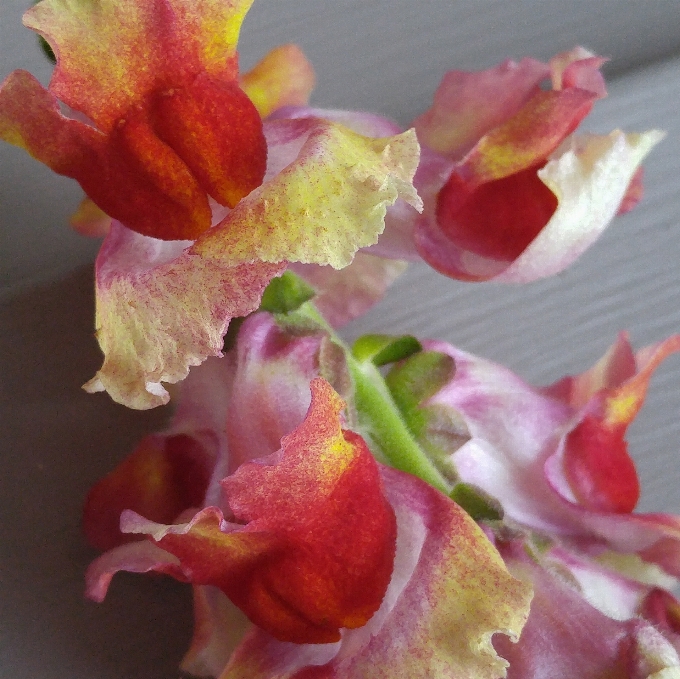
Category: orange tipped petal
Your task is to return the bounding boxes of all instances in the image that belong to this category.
[241,44,316,118]
[25,0,253,131]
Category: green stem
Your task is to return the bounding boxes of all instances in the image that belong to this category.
[294,303,450,494]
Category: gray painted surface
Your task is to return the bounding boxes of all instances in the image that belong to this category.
[1,2,679,677]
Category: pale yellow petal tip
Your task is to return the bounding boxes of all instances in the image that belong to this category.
[241,43,316,118]
[384,128,423,212]
[82,372,171,410]
[70,197,112,237]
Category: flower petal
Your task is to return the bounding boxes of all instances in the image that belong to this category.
[83,432,214,551]
[412,58,550,160]
[241,45,316,118]
[494,539,680,679]
[83,222,284,409]
[416,131,663,282]
[25,0,253,130]
[0,70,265,240]
[225,313,341,473]
[194,118,422,270]
[221,466,531,679]
[106,379,397,645]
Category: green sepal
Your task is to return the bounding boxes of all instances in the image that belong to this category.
[259,271,316,315]
[352,334,422,366]
[385,351,455,439]
[450,482,503,522]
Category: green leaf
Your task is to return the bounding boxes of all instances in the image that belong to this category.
[352,333,422,366]
[450,483,503,522]
[259,271,316,315]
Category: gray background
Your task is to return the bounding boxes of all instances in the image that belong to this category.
[2,1,680,677]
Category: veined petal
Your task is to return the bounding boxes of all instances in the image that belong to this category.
[194,118,422,270]
[241,45,316,118]
[26,0,253,130]
[83,222,284,409]
[221,466,531,679]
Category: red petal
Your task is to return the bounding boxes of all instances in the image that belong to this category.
[563,415,640,514]
[83,433,213,551]
[151,75,266,209]
[437,163,558,262]
[143,379,397,644]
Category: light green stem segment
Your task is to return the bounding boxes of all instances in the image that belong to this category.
[294,303,450,494]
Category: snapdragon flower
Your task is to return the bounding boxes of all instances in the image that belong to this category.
[389,332,680,676]
[278,48,661,283]
[84,313,531,678]
[0,0,421,409]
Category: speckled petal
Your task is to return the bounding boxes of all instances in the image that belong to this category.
[83,222,284,409]
[194,118,422,270]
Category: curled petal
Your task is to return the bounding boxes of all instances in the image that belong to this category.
[549,47,607,96]
[221,466,531,679]
[83,222,284,409]
[417,130,663,282]
[241,45,316,118]
[412,58,550,159]
[2,1,267,240]
[548,335,680,513]
[94,379,397,645]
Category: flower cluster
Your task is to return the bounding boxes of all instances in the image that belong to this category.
[2,1,678,678]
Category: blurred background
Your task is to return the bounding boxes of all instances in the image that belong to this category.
[1,1,680,677]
